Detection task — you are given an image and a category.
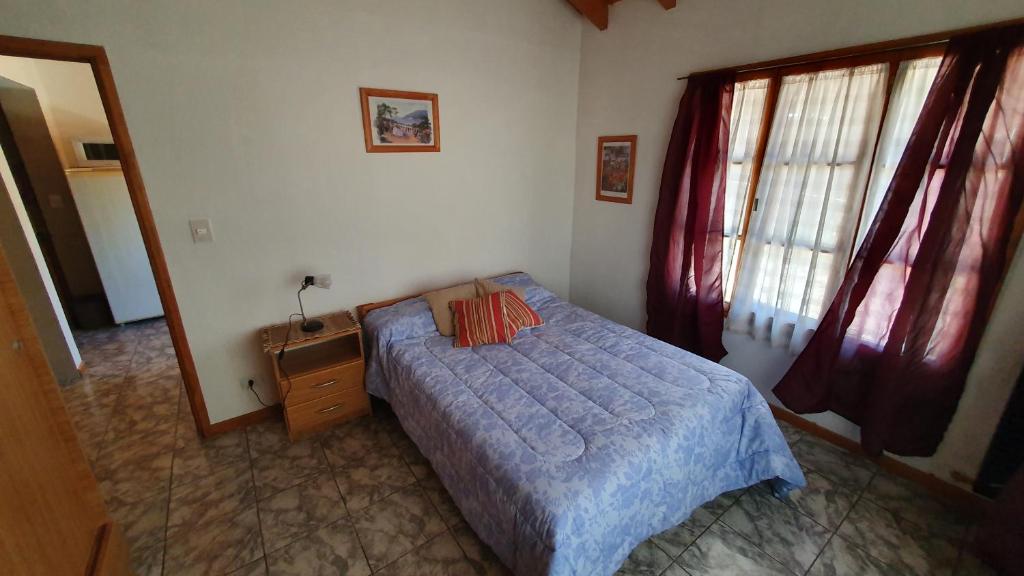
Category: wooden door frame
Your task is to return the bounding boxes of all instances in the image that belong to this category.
[0,34,217,437]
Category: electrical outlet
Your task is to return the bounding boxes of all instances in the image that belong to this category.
[243,376,258,390]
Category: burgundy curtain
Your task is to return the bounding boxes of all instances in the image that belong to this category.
[774,25,1024,457]
[646,72,734,361]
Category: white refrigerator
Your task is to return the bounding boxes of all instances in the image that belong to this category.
[68,170,163,324]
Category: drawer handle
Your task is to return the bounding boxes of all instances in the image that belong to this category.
[317,403,345,414]
[311,379,338,389]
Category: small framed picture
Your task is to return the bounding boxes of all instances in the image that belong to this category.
[595,135,636,204]
[359,87,440,153]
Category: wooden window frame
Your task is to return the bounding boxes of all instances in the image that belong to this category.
[707,15,1024,308]
[722,43,947,305]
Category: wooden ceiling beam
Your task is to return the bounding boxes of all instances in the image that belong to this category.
[567,0,609,30]
[568,0,676,30]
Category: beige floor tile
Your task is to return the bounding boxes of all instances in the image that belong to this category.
[265,518,369,576]
[251,439,329,499]
[173,428,250,488]
[168,461,256,538]
[164,506,263,576]
[376,531,475,576]
[352,485,447,571]
[257,472,347,553]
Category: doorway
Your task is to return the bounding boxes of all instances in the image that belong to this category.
[0,39,211,440]
[0,34,212,575]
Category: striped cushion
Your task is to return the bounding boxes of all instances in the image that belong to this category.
[501,290,543,330]
[450,291,518,348]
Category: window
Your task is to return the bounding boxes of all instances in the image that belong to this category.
[723,48,943,352]
[722,78,769,300]
[856,57,942,250]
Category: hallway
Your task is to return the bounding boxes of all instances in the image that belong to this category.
[61,318,185,574]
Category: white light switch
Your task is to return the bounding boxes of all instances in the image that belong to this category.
[189,218,213,243]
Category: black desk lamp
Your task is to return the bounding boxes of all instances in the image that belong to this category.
[297,274,331,332]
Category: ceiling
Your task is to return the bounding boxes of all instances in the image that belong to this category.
[565,0,676,31]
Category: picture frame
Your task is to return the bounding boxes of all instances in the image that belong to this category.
[595,135,636,204]
[359,87,441,153]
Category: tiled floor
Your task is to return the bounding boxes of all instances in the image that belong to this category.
[62,320,997,576]
[618,421,996,576]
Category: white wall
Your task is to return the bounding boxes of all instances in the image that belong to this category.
[0,142,81,384]
[0,0,582,423]
[0,56,111,168]
[571,0,1024,488]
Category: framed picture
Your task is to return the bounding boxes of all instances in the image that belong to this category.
[595,135,637,204]
[359,87,440,153]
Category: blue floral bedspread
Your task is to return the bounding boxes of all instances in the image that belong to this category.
[363,273,805,576]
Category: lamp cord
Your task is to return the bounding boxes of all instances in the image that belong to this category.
[276,312,304,403]
[250,384,272,407]
[249,312,304,407]
[248,280,313,407]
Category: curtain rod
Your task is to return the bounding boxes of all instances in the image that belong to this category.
[676,40,947,81]
[675,16,1024,81]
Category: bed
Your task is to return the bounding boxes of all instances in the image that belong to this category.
[361,273,805,576]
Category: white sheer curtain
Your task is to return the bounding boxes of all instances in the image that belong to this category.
[855,57,942,249]
[727,64,887,352]
[723,79,769,299]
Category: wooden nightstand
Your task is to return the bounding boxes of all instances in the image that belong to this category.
[260,310,370,440]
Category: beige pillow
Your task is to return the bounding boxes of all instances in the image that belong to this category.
[475,277,527,301]
[424,283,477,336]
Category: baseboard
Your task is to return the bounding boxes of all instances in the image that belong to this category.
[770,405,991,519]
[206,405,280,436]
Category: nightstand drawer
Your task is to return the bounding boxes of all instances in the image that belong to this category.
[282,361,364,407]
[284,387,370,439]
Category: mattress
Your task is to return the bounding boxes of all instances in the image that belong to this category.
[363,273,805,576]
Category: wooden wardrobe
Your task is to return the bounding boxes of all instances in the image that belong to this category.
[0,242,130,575]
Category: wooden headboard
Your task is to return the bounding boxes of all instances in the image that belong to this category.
[355,271,524,320]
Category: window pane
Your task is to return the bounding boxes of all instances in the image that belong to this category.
[723,78,769,301]
[856,57,941,249]
[728,64,888,352]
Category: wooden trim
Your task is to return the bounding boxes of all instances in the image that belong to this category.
[770,405,992,519]
[206,405,280,435]
[356,295,413,321]
[0,35,99,62]
[595,135,637,204]
[359,87,440,153]
[571,0,672,30]
[86,522,131,576]
[773,44,946,78]
[679,16,1024,80]
[0,34,213,437]
[566,0,609,31]
[355,271,525,320]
